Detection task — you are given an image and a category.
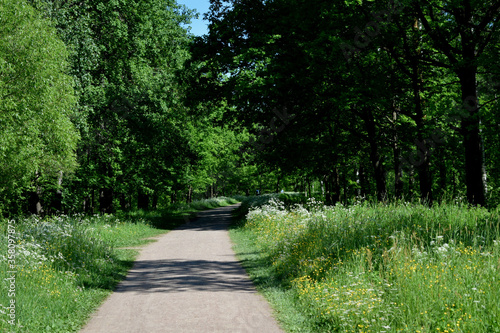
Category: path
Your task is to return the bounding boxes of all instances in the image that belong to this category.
[80,204,283,333]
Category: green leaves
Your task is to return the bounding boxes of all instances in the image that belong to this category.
[191,0,500,205]
[0,0,79,208]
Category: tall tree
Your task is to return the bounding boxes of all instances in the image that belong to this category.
[0,0,79,215]
[32,0,196,213]
[410,0,500,206]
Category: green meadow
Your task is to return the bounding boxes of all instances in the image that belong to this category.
[231,195,500,333]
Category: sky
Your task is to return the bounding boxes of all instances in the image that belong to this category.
[177,0,211,36]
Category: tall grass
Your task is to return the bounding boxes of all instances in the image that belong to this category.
[237,197,500,332]
[0,214,160,332]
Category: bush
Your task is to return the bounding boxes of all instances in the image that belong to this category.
[233,194,280,219]
[278,193,307,207]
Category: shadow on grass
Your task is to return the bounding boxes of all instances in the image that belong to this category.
[78,254,136,291]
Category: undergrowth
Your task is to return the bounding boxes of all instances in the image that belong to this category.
[232,196,500,332]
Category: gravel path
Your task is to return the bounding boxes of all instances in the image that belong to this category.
[80,204,283,333]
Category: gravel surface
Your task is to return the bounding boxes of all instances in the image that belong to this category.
[80,204,283,333]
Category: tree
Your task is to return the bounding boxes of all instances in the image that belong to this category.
[0,0,79,214]
[194,0,500,206]
[31,0,196,213]
[409,0,500,206]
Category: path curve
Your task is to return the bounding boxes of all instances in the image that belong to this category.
[81,204,283,333]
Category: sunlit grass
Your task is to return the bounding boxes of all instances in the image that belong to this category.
[236,197,500,332]
[0,214,159,332]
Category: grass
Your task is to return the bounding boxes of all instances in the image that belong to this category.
[230,195,500,332]
[230,219,315,332]
[0,196,239,332]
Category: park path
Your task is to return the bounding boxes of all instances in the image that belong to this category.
[80,204,283,333]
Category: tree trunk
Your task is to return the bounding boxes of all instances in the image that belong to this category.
[187,185,193,203]
[393,111,404,199]
[91,189,95,213]
[458,66,486,206]
[437,150,447,197]
[363,108,386,201]
[50,171,64,213]
[137,191,149,210]
[358,165,367,198]
[332,168,341,204]
[324,174,332,205]
[451,169,457,197]
[208,184,214,198]
[99,188,114,213]
[408,168,415,197]
[28,172,43,215]
[408,45,433,204]
[84,189,95,214]
[120,193,131,211]
[342,172,348,205]
[152,194,158,210]
[83,196,88,213]
[28,191,43,215]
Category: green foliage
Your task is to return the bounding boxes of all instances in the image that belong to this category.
[17,0,202,214]
[236,198,500,331]
[184,117,251,198]
[123,196,240,228]
[233,194,280,219]
[0,0,79,212]
[195,0,500,207]
[168,196,239,211]
[278,193,308,207]
[3,0,499,213]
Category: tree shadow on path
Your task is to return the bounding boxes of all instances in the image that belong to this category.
[114,258,259,294]
[113,203,259,294]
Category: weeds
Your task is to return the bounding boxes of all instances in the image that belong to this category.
[236,197,500,332]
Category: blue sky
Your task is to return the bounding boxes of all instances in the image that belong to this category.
[177,0,211,36]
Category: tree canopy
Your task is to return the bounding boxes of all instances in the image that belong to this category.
[191,0,500,206]
[0,0,79,213]
[1,0,499,215]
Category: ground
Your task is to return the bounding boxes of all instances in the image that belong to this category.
[80,204,283,333]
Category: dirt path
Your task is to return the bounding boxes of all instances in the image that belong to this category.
[80,204,283,333]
